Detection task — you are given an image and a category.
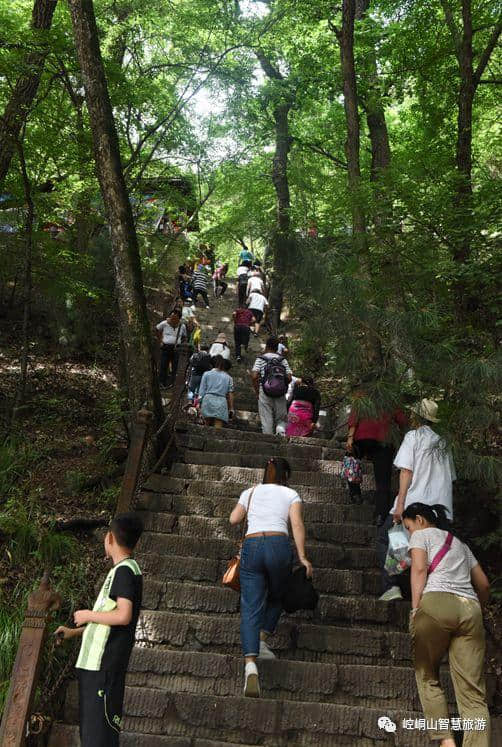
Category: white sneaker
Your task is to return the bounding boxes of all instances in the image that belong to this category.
[244,662,260,697]
[259,640,276,660]
[379,586,403,602]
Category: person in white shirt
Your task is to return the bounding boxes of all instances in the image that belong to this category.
[209,332,231,360]
[378,398,456,601]
[229,457,312,698]
[237,262,251,305]
[403,502,490,747]
[246,272,265,298]
[251,337,292,435]
[155,310,187,387]
[247,290,269,335]
[181,300,197,324]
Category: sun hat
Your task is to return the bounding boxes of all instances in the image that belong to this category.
[215,333,227,344]
[410,398,440,423]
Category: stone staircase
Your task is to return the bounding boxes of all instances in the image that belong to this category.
[50,282,499,746]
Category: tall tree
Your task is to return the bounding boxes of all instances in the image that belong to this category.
[0,0,58,186]
[68,0,163,426]
[440,0,501,262]
[333,0,368,254]
[256,51,294,331]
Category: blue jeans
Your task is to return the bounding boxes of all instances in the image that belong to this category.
[240,535,293,657]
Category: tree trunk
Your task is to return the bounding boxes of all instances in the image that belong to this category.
[11,141,34,422]
[356,1,395,246]
[68,0,163,428]
[338,0,368,254]
[0,0,58,187]
[453,0,475,262]
[441,0,501,263]
[269,100,293,332]
[256,52,293,333]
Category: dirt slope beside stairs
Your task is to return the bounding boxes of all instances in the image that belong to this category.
[50,282,500,746]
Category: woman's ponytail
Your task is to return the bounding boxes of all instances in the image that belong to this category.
[402,502,452,531]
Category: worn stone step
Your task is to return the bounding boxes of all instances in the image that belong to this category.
[176,422,337,448]
[178,448,317,473]
[142,474,362,505]
[140,579,408,628]
[177,432,350,466]
[138,513,377,547]
[177,432,326,459]
[50,725,264,747]
[50,726,260,747]
[137,492,374,524]
[124,649,475,711]
[138,532,378,570]
[60,684,463,746]
[178,449,373,478]
[169,463,375,491]
[137,553,380,597]
[136,610,411,666]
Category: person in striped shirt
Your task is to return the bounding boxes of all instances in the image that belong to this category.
[55,513,143,746]
[191,265,211,308]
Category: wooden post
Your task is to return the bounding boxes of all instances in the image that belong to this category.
[116,408,153,514]
[172,343,191,406]
[0,571,61,747]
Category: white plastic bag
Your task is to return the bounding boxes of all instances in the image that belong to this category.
[384,524,411,576]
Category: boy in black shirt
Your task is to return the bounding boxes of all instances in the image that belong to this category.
[55,512,143,746]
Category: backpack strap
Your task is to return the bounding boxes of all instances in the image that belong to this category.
[428,532,453,575]
[117,558,142,576]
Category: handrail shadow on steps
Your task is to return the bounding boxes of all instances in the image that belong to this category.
[0,343,192,744]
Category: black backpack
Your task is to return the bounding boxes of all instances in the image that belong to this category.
[258,356,289,398]
[192,352,212,375]
[238,272,248,287]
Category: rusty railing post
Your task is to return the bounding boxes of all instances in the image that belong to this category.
[116,408,153,514]
[0,571,61,747]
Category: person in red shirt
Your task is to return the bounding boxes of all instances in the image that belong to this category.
[233,303,256,362]
[346,403,408,524]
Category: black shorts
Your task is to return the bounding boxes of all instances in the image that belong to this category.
[78,669,126,747]
[250,308,263,322]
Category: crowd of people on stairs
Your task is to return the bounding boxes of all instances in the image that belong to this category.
[50,242,493,747]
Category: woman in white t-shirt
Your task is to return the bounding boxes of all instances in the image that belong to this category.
[229,457,312,698]
[403,502,491,747]
[209,332,231,360]
[247,290,269,335]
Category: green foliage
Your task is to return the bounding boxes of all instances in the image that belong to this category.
[0,592,26,713]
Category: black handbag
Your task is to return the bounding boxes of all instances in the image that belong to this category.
[281,565,319,613]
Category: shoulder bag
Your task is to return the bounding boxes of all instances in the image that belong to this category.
[222,487,255,592]
[428,531,453,575]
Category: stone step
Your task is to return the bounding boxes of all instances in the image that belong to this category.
[176,431,347,461]
[176,422,337,448]
[166,464,375,492]
[178,449,372,477]
[50,726,260,747]
[120,649,463,711]
[137,513,377,547]
[59,685,461,746]
[142,474,363,505]
[137,553,380,596]
[137,492,374,524]
[140,579,408,628]
[138,532,378,570]
[136,610,411,666]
